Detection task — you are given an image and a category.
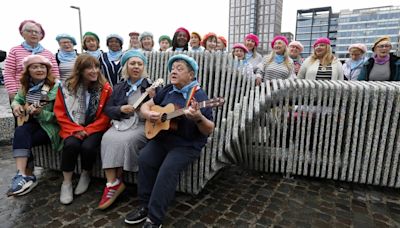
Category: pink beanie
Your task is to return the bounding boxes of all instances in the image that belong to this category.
[245,33,259,47]
[271,35,288,48]
[313,37,331,48]
[289,41,304,52]
[348,43,367,53]
[19,20,45,40]
[23,55,52,70]
[175,27,190,39]
[233,43,249,53]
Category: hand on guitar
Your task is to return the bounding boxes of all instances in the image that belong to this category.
[28,103,43,116]
[120,105,135,115]
[146,110,161,123]
[12,104,24,117]
[146,87,157,98]
[184,98,203,123]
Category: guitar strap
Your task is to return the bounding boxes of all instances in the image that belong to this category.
[185,85,199,107]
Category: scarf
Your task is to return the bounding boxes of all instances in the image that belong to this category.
[22,41,44,54]
[274,54,285,64]
[373,54,390,65]
[26,79,45,104]
[245,52,253,61]
[86,50,102,59]
[291,56,303,65]
[126,78,144,96]
[85,86,101,126]
[350,58,364,70]
[107,50,122,62]
[28,79,45,93]
[169,80,200,106]
[58,50,77,63]
[175,47,184,51]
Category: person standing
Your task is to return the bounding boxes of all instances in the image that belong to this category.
[288,41,304,76]
[169,27,190,52]
[202,32,218,52]
[54,54,112,204]
[55,34,78,82]
[255,35,295,85]
[99,34,124,87]
[140,32,155,52]
[128,31,141,50]
[7,55,61,196]
[189,32,204,52]
[124,54,214,227]
[298,37,344,80]
[158,35,172,51]
[244,33,263,71]
[342,43,368,80]
[358,36,400,81]
[4,20,59,102]
[82,31,102,59]
[216,36,227,52]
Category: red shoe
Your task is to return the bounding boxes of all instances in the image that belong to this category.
[98,181,126,210]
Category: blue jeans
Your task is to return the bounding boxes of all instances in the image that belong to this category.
[13,120,50,170]
[138,139,200,225]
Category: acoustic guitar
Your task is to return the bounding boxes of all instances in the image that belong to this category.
[112,78,164,131]
[144,97,225,139]
[16,84,51,127]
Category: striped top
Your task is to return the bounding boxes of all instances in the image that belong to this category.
[256,57,294,81]
[4,45,60,94]
[99,52,122,87]
[315,64,332,80]
[58,58,76,82]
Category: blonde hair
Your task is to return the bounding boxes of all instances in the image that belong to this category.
[310,44,335,66]
[120,61,148,81]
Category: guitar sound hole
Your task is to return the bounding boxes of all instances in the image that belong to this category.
[161,113,167,122]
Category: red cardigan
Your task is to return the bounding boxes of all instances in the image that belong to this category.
[54,82,112,139]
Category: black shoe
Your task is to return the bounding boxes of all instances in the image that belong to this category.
[124,207,148,224]
[142,220,162,228]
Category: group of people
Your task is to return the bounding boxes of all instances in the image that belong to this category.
[3,19,400,227]
[4,20,215,228]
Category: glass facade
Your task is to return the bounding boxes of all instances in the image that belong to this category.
[295,7,337,58]
[228,0,283,55]
[336,6,400,59]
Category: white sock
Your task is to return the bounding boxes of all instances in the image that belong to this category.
[106,178,120,187]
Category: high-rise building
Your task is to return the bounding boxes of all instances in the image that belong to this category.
[228,0,283,55]
[336,6,400,59]
[295,7,338,58]
[281,32,294,43]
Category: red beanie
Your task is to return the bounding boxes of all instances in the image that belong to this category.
[218,36,227,47]
[201,32,217,47]
[313,37,331,48]
[175,27,190,39]
[271,35,288,48]
[19,20,45,40]
[244,33,259,47]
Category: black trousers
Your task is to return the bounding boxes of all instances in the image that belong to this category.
[61,132,103,172]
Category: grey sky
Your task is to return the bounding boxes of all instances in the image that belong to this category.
[1,0,399,53]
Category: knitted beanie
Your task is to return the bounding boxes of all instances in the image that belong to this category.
[289,41,304,52]
[313,37,331,48]
[348,43,367,53]
[23,54,52,70]
[139,31,153,41]
[372,36,391,51]
[168,54,199,79]
[175,27,190,39]
[121,50,147,66]
[56,33,77,46]
[83,31,100,43]
[271,35,288,48]
[218,36,227,47]
[244,33,259,47]
[158,35,172,46]
[106,34,124,46]
[233,43,249,53]
[191,32,202,41]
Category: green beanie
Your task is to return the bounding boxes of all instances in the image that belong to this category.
[83,31,100,43]
[158,35,172,46]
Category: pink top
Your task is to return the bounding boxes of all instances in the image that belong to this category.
[4,45,60,94]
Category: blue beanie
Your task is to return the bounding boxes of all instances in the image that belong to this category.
[168,54,199,79]
[106,34,124,46]
[56,33,77,46]
[121,50,147,66]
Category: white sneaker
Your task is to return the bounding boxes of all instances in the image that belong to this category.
[60,182,73,204]
[74,172,90,195]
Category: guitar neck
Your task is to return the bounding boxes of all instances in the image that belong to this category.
[166,101,208,120]
[132,91,149,109]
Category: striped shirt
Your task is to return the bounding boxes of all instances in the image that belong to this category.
[99,52,121,87]
[4,45,60,94]
[256,57,294,81]
[58,58,76,82]
[316,64,332,80]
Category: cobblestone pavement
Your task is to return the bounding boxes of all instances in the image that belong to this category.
[1,145,400,228]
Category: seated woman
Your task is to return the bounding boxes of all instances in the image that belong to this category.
[8,55,61,196]
[124,54,215,227]
[98,50,156,210]
[54,54,112,204]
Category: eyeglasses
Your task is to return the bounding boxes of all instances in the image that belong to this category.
[376,44,391,49]
[24,29,42,35]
